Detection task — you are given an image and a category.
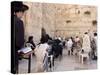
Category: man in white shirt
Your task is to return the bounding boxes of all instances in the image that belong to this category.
[82,32,91,53]
[67,38,73,55]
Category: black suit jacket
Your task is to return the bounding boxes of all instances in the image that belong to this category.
[14,16,24,50]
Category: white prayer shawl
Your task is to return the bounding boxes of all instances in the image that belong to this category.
[94,36,97,46]
[34,43,49,72]
[88,30,94,41]
[67,39,73,50]
[82,34,91,53]
[94,36,97,56]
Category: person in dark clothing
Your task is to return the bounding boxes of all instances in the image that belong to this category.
[52,39,63,58]
[92,33,97,60]
[47,40,55,70]
[70,37,75,55]
[40,34,52,44]
[11,1,29,74]
[26,36,36,49]
[40,34,48,44]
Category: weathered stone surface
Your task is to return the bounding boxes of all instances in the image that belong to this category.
[23,2,97,43]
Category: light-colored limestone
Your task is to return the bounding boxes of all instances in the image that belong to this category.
[23,2,97,44]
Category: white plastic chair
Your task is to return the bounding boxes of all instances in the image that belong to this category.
[78,50,89,64]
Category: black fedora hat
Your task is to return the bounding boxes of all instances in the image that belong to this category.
[11,1,29,12]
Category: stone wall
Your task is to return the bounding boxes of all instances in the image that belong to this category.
[23,2,97,44]
[23,2,42,44]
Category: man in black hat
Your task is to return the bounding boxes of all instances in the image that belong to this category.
[11,1,29,74]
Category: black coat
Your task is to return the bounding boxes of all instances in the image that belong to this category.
[14,16,24,50]
[11,15,25,74]
[40,34,51,43]
[52,39,63,58]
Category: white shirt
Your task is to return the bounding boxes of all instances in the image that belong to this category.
[82,34,91,53]
[67,39,73,50]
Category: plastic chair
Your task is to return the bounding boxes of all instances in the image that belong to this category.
[78,50,89,64]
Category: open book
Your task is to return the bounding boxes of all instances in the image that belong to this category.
[18,47,32,54]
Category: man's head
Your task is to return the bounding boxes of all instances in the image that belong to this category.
[28,36,33,42]
[11,1,29,18]
[14,11,24,19]
[84,32,88,34]
[76,36,78,38]
[94,32,97,36]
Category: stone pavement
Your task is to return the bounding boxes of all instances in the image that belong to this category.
[18,49,97,74]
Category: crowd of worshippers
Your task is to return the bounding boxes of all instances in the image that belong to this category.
[64,32,97,60]
[22,34,64,72]
[20,31,97,72]
[26,32,97,60]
